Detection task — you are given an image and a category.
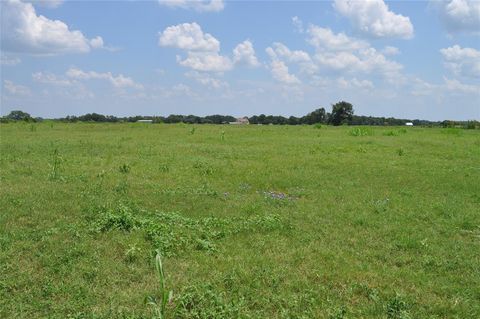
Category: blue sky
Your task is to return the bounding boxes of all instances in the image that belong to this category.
[1,0,479,120]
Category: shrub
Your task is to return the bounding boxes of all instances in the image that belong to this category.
[349,127,374,136]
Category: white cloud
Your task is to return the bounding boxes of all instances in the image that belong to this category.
[333,0,414,39]
[307,26,403,82]
[440,45,480,78]
[27,0,64,8]
[410,78,438,96]
[185,71,228,89]
[266,42,317,75]
[0,54,21,66]
[159,22,235,72]
[269,60,300,84]
[337,77,374,90]
[267,42,311,63]
[292,16,304,33]
[66,68,144,90]
[382,46,400,56]
[159,23,220,51]
[443,76,480,94]
[33,72,72,86]
[233,40,260,67]
[433,0,480,34]
[89,36,104,49]
[1,0,103,55]
[307,26,369,51]
[159,0,224,12]
[3,80,30,95]
[177,52,233,72]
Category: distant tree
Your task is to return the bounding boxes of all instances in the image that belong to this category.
[6,110,33,122]
[303,107,326,124]
[330,101,353,126]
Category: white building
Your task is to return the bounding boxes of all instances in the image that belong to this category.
[137,120,153,123]
[405,122,413,126]
[229,117,250,125]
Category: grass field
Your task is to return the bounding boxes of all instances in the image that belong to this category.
[1,122,479,318]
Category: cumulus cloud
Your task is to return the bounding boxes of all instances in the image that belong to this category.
[333,0,414,39]
[307,25,403,82]
[3,80,30,95]
[432,0,480,34]
[159,22,220,51]
[1,0,103,55]
[233,40,260,67]
[176,52,233,72]
[159,22,256,72]
[27,0,64,8]
[66,68,144,90]
[269,60,301,84]
[266,42,317,75]
[440,45,480,78]
[89,36,105,49]
[159,0,224,12]
[382,46,400,56]
[307,26,369,51]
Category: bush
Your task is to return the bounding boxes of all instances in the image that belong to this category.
[349,127,374,136]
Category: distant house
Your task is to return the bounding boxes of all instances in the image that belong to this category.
[137,119,153,123]
[229,117,250,125]
[405,122,413,126]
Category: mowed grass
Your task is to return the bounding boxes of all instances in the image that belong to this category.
[0,122,479,318]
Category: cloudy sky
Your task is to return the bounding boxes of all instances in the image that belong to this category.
[1,0,479,120]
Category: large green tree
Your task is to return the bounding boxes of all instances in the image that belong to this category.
[6,110,33,122]
[330,101,354,126]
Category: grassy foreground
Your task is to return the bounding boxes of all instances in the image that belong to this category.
[1,123,479,318]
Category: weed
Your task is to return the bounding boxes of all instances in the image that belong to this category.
[386,294,411,319]
[329,306,347,319]
[383,130,399,136]
[397,148,405,156]
[119,163,131,173]
[314,123,322,129]
[48,148,63,180]
[174,284,243,318]
[189,127,196,135]
[373,198,390,213]
[93,204,289,256]
[124,244,141,263]
[441,128,463,136]
[221,130,225,141]
[147,250,173,319]
[349,127,374,136]
[357,146,367,153]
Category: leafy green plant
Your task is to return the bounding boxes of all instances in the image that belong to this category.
[48,148,63,180]
[119,163,131,173]
[147,250,173,319]
[397,148,405,156]
[189,127,196,135]
[349,127,374,136]
[386,294,411,319]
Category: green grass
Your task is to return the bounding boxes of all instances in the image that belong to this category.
[1,122,479,318]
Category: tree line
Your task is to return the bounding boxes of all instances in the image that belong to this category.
[1,101,478,128]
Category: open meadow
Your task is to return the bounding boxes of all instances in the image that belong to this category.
[1,122,479,318]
